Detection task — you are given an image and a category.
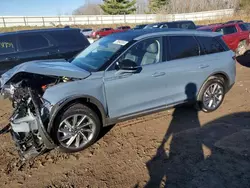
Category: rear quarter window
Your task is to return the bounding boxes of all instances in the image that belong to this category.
[216,26,237,35]
[0,35,17,55]
[239,23,248,31]
[196,36,225,55]
[49,30,89,46]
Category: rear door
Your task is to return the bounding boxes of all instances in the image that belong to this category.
[0,34,19,74]
[16,32,54,63]
[163,35,211,103]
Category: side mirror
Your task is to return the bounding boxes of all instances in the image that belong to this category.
[116,59,139,71]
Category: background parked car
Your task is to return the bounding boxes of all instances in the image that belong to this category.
[144,20,196,30]
[115,26,131,32]
[80,28,93,38]
[91,28,115,39]
[197,22,250,56]
[0,28,90,75]
[133,24,148,30]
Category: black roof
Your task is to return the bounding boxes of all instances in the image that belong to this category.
[0,28,80,36]
[146,20,194,26]
[103,28,187,41]
[103,27,221,42]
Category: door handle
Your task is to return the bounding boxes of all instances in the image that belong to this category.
[152,72,166,77]
[199,64,209,69]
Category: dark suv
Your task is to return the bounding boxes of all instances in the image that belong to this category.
[0,28,90,74]
[144,20,196,30]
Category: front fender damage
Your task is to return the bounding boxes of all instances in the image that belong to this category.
[0,72,79,160]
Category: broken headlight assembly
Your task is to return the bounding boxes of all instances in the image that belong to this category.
[0,81,56,160]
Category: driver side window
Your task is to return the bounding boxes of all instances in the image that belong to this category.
[117,37,162,67]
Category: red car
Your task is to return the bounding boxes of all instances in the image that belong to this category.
[198,23,250,56]
[91,28,115,39]
[115,26,131,32]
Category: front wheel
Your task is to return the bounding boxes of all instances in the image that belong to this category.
[51,103,101,153]
[197,77,225,113]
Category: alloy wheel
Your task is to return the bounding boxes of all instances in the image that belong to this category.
[57,114,96,149]
[203,83,224,110]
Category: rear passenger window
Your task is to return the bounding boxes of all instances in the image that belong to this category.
[169,36,199,60]
[19,34,49,51]
[216,26,237,35]
[196,36,225,54]
[239,24,248,31]
[49,31,87,45]
[0,35,16,55]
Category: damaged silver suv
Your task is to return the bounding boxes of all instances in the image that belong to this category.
[0,29,236,160]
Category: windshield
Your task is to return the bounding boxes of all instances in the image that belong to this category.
[71,36,127,71]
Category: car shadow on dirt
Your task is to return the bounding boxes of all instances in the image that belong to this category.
[237,50,250,67]
[144,83,250,188]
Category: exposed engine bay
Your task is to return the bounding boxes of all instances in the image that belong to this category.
[0,73,73,160]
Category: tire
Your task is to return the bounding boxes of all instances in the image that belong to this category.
[197,76,225,113]
[236,40,247,57]
[51,103,101,153]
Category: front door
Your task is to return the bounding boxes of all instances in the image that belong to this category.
[104,37,172,118]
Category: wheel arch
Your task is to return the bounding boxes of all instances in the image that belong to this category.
[197,71,229,101]
[47,95,107,133]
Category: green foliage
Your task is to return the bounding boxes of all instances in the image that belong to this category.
[148,0,170,13]
[100,0,136,15]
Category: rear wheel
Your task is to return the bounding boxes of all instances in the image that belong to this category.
[51,103,101,153]
[197,76,225,113]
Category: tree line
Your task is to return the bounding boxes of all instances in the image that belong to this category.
[73,0,250,15]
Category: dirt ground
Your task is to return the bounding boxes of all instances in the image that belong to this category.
[0,55,250,188]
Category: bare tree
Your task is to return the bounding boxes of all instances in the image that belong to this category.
[73,3,103,15]
[148,0,240,13]
[167,0,239,13]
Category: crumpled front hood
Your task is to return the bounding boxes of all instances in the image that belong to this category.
[0,59,91,87]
